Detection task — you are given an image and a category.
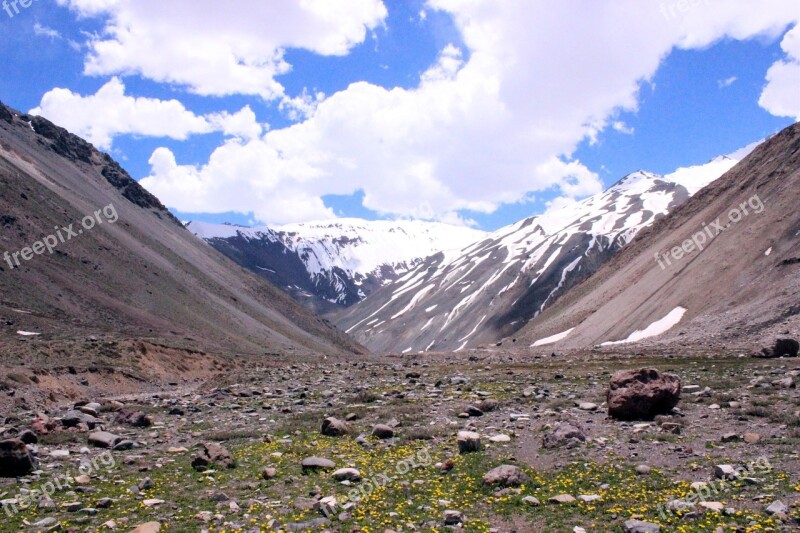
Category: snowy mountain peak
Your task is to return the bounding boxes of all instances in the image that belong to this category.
[187,218,486,308]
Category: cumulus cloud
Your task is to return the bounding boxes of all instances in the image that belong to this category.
[56,0,388,104]
[30,78,266,149]
[759,24,800,120]
[30,78,213,149]
[50,1,799,225]
[135,1,799,225]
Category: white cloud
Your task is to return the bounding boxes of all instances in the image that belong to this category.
[56,0,387,104]
[30,78,265,149]
[612,121,635,135]
[718,76,738,88]
[33,23,62,39]
[759,24,800,120]
[51,1,798,225]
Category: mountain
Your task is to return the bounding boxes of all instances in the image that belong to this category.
[188,219,486,312]
[334,146,758,353]
[0,101,365,366]
[515,122,800,352]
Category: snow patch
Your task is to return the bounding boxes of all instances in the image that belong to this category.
[601,307,687,346]
[531,328,575,347]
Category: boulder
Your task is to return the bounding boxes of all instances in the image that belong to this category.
[757,338,800,358]
[191,442,236,471]
[607,368,680,420]
[130,522,161,533]
[332,468,361,482]
[457,431,482,454]
[542,422,586,449]
[301,457,335,472]
[115,410,153,428]
[372,424,395,439]
[62,410,101,429]
[320,417,348,437]
[88,431,122,449]
[0,438,37,477]
[482,465,530,487]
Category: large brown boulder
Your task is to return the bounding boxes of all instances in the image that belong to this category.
[607,368,680,421]
[0,439,37,477]
[482,465,530,488]
[191,442,236,471]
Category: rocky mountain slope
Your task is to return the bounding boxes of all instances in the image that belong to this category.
[515,121,800,352]
[188,219,485,312]
[0,101,365,370]
[335,150,756,353]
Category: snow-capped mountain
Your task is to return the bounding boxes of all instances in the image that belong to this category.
[188,219,486,311]
[334,147,759,353]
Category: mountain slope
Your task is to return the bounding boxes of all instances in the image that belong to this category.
[188,219,485,311]
[335,149,755,353]
[0,100,365,360]
[516,122,800,352]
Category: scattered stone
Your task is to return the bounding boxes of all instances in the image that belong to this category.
[624,520,660,533]
[285,518,330,531]
[757,338,800,358]
[607,368,681,420]
[489,434,511,443]
[699,501,724,512]
[372,424,395,439]
[130,522,162,533]
[0,438,36,477]
[549,494,576,504]
[262,467,278,480]
[542,422,586,449]
[457,431,482,454]
[765,500,788,515]
[191,442,236,472]
[483,465,530,488]
[720,433,740,443]
[332,468,361,482]
[714,465,738,481]
[443,510,464,525]
[142,499,164,507]
[578,494,601,503]
[115,410,153,428]
[301,457,336,472]
[743,433,761,444]
[522,496,540,506]
[320,417,348,437]
[465,405,484,417]
[88,431,122,449]
[476,399,499,412]
[577,402,598,411]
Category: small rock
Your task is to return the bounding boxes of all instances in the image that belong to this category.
[457,431,481,454]
[765,500,788,515]
[635,464,652,475]
[624,520,660,533]
[301,457,336,472]
[320,417,349,437]
[332,468,362,482]
[443,510,464,525]
[483,465,530,487]
[88,431,122,449]
[372,424,395,439]
[714,465,738,480]
[549,494,576,504]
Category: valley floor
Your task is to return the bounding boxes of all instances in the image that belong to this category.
[1,348,799,532]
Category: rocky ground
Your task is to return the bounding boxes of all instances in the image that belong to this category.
[1,348,799,532]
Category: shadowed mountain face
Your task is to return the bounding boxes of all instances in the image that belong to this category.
[334,155,752,353]
[514,121,800,353]
[0,101,365,359]
[187,220,486,313]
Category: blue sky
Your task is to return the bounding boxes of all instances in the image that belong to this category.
[1,1,798,231]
